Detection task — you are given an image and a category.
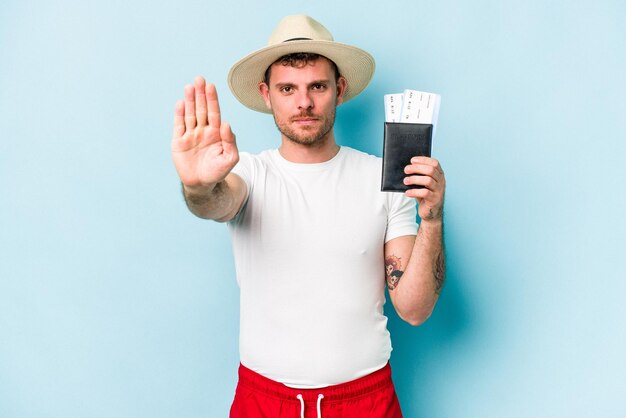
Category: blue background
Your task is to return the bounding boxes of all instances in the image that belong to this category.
[1,0,625,417]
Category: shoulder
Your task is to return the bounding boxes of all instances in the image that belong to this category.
[232,150,276,189]
[235,150,276,170]
[340,146,381,169]
[342,149,415,210]
[238,149,274,162]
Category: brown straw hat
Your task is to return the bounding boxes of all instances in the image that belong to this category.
[227,15,375,113]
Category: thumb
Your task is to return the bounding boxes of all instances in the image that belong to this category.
[221,122,237,150]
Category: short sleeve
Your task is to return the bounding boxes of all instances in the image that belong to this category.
[231,152,254,192]
[228,152,254,223]
[385,193,418,243]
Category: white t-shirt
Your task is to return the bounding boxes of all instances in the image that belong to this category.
[228,146,417,388]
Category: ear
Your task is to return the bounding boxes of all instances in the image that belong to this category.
[258,82,272,110]
[336,76,347,105]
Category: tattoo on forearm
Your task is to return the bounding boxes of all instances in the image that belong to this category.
[424,207,443,221]
[434,251,445,294]
[385,255,404,290]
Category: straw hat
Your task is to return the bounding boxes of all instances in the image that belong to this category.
[227,15,375,113]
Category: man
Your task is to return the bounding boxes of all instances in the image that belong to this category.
[171,15,445,418]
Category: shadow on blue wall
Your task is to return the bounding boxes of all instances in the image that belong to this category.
[386,260,473,416]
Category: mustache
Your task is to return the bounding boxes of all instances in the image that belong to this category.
[291,111,318,120]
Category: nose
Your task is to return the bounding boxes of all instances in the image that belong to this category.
[296,91,314,110]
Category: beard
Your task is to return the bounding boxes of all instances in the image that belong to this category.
[272,106,336,147]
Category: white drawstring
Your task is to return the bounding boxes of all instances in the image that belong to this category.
[296,394,305,418]
[316,393,324,417]
[296,393,325,418]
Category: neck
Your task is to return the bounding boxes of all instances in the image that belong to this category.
[278,133,340,163]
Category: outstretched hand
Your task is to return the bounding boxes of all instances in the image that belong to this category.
[172,76,239,189]
[403,157,446,222]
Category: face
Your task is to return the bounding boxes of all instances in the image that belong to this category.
[259,58,347,147]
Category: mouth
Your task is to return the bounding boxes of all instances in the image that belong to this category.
[292,117,319,126]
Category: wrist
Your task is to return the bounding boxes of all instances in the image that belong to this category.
[419,216,443,228]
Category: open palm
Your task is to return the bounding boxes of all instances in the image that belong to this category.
[172,76,238,188]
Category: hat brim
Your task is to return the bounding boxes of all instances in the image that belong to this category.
[228,40,375,113]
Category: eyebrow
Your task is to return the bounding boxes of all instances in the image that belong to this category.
[274,79,332,88]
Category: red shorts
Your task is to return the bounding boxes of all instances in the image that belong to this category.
[229,363,403,418]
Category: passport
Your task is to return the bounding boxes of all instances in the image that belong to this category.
[381,89,440,192]
[381,122,433,192]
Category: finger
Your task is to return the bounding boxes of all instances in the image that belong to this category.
[405,187,430,200]
[206,83,221,128]
[410,156,443,174]
[194,76,208,127]
[221,122,237,153]
[405,186,444,203]
[404,174,437,190]
[184,84,196,130]
[404,163,440,181]
[172,100,186,139]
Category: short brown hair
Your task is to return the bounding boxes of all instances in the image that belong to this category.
[263,53,340,85]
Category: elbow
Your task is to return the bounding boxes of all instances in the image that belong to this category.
[400,313,430,327]
[392,288,440,327]
[405,317,426,327]
[402,315,430,327]
[399,307,433,327]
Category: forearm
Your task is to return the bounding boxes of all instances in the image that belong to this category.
[182,175,244,222]
[394,219,445,325]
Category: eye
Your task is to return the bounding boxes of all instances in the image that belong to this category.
[311,83,327,91]
[280,86,293,94]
